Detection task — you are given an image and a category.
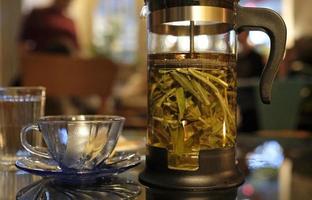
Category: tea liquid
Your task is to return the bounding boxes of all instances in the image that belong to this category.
[148,53,237,170]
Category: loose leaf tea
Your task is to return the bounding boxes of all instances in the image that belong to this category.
[148,53,237,170]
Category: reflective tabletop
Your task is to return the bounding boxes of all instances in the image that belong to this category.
[1,130,312,200]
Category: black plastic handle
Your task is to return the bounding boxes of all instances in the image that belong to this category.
[235,5,287,104]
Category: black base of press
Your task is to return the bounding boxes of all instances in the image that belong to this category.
[139,146,244,190]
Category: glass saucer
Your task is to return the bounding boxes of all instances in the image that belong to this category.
[16,176,141,200]
[15,152,141,184]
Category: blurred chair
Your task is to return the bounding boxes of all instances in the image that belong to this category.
[255,78,308,130]
[20,53,119,114]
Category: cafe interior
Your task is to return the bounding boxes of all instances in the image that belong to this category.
[0,0,311,199]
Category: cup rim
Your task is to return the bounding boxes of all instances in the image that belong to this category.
[0,86,46,91]
[38,115,125,123]
[0,86,46,97]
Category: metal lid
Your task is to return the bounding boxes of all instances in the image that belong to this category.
[145,0,237,35]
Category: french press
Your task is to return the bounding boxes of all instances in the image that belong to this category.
[140,0,287,190]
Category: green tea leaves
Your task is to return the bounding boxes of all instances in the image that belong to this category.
[148,53,237,170]
[176,87,186,121]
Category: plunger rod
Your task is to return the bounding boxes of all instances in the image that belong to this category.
[190,21,195,57]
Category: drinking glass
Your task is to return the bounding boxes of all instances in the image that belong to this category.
[0,87,45,170]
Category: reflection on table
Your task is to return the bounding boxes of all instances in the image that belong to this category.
[16,176,141,200]
[145,187,238,200]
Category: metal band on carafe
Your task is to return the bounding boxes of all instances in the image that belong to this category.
[148,6,234,35]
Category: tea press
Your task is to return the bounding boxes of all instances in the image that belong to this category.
[139,0,287,190]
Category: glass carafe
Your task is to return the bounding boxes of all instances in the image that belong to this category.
[140,0,286,190]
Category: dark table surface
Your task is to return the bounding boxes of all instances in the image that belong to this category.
[1,129,312,200]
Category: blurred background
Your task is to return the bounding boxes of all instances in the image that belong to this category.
[0,0,311,131]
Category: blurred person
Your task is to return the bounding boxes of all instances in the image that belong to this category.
[289,36,312,77]
[289,36,312,131]
[237,32,264,133]
[237,31,263,78]
[17,0,99,115]
[20,0,78,55]
[278,49,295,78]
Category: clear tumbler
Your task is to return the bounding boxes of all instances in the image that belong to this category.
[0,87,45,170]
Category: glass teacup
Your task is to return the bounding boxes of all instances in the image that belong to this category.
[20,115,125,171]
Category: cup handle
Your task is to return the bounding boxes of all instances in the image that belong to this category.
[235,5,287,104]
[20,124,52,159]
